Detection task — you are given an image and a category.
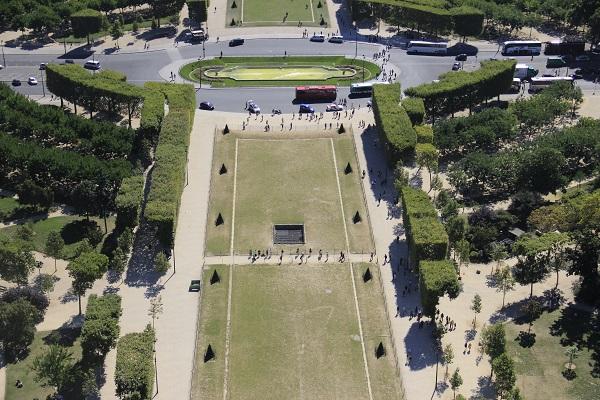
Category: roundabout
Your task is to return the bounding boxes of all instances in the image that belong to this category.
[178,56,381,87]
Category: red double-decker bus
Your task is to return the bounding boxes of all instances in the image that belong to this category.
[295,85,337,101]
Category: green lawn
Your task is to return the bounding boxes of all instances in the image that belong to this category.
[179,56,381,87]
[0,196,19,215]
[353,263,403,400]
[5,328,82,400]
[0,215,115,259]
[234,138,344,253]
[190,265,229,400]
[205,131,372,255]
[205,66,352,81]
[506,306,600,400]
[226,0,330,27]
[227,264,369,400]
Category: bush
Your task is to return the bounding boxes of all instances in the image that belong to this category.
[401,187,448,264]
[139,87,165,142]
[61,220,104,246]
[372,83,416,161]
[81,294,122,361]
[419,260,460,316]
[1,287,49,322]
[415,125,434,144]
[115,325,155,399]
[115,175,145,230]
[405,60,516,120]
[402,97,425,125]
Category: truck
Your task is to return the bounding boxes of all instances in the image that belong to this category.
[514,63,538,80]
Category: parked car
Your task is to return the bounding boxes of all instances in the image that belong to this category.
[248,102,260,114]
[575,54,591,62]
[39,63,47,70]
[299,104,315,113]
[329,35,343,43]
[452,62,461,71]
[199,101,214,110]
[28,77,38,85]
[326,103,343,112]
[11,79,21,86]
[455,53,467,61]
[229,38,244,47]
[310,34,325,42]
[84,60,101,70]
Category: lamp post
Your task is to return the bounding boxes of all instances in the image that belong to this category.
[40,70,45,97]
[362,55,365,82]
[1,41,6,67]
[354,30,358,59]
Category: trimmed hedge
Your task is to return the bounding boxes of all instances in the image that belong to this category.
[140,86,165,141]
[81,294,121,360]
[187,0,209,22]
[402,97,425,125]
[115,325,155,399]
[115,175,145,229]
[451,6,485,37]
[415,125,434,144]
[401,187,448,264]
[372,83,416,161]
[144,83,196,246]
[404,60,516,120]
[419,260,460,316]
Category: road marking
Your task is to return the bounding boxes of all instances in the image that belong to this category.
[330,138,374,400]
[222,138,239,400]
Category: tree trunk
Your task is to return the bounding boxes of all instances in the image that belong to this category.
[502,289,506,309]
[556,270,560,289]
[60,97,64,108]
[78,295,82,315]
[54,258,57,273]
[530,282,533,298]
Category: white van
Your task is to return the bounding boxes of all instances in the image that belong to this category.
[329,35,343,43]
[84,60,101,70]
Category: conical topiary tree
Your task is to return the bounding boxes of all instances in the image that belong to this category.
[375,342,386,358]
[219,163,228,174]
[344,162,352,174]
[353,211,362,224]
[363,267,372,282]
[204,344,215,362]
[231,1,237,8]
[230,18,236,26]
[210,269,221,284]
[216,213,224,226]
[338,123,345,134]
[223,124,230,134]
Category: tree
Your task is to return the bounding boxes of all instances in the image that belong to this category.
[32,345,75,393]
[565,346,578,371]
[495,266,516,309]
[442,344,454,380]
[110,247,128,275]
[0,299,41,360]
[27,6,60,35]
[450,368,463,399]
[415,143,439,188]
[518,147,567,194]
[513,256,549,298]
[492,353,516,397]
[471,294,482,327]
[148,295,163,329]
[16,180,53,208]
[111,21,123,49]
[70,180,99,220]
[0,240,37,285]
[446,216,467,248]
[67,252,109,315]
[521,299,543,333]
[148,0,185,27]
[489,242,508,275]
[480,324,506,376]
[154,252,170,274]
[456,239,470,273]
[45,231,64,273]
[81,318,120,360]
[71,9,103,45]
[16,223,35,242]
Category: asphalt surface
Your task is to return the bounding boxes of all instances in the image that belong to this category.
[1,38,598,113]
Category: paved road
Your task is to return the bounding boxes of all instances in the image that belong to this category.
[2,38,598,113]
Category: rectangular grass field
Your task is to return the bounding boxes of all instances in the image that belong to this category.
[226,0,329,27]
[191,263,402,400]
[204,131,373,256]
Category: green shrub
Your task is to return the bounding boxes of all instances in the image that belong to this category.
[81,294,121,361]
[419,260,460,316]
[372,83,416,161]
[415,125,434,144]
[402,97,425,125]
[115,175,145,229]
[115,325,155,399]
[140,87,165,141]
[401,187,448,264]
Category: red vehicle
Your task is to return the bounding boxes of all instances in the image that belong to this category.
[295,85,337,101]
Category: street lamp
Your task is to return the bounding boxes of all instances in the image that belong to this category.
[362,55,365,82]
[1,40,6,67]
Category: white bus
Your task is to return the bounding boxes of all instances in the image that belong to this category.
[350,81,390,96]
[407,41,447,55]
[529,76,574,93]
[501,40,542,56]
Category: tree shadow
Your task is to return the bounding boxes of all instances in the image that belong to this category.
[471,375,496,399]
[403,322,437,371]
[42,326,81,347]
[60,288,78,303]
[516,331,536,348]
[125,220,162,287]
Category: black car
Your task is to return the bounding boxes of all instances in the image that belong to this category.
[199,101,214,110]
[455,53,468,61]
[229,38,244,47]
[11,79,21,86]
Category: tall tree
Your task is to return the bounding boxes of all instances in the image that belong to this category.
[67,252,109,315]
[442,344,454,380]
[495,266,516,309]
[71,9,103,45]
[148,0,185,27]
[0,299,41,360]
[480,324,506,377]
[489,242,508,275]
[45,231,64,273]
[0,240,37,285]
[32,345,75,394]
[492,353,517,397]
[148,295,163,329]
[471,293,482,328]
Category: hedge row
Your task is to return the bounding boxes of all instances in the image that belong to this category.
[144,83,196,246]
[81,294,121,360]
[139,86,165,141]
[404,60,516,120]
[115,175,145,230]
[372,83,416,161]
[187,0,209,23]
[0,83,133,160]
[401,186,448,264]
[418,260,460,316]
[415,125,434,143]
[402,97,425,126]
[115,325,155,399]
[46,64,145,127]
